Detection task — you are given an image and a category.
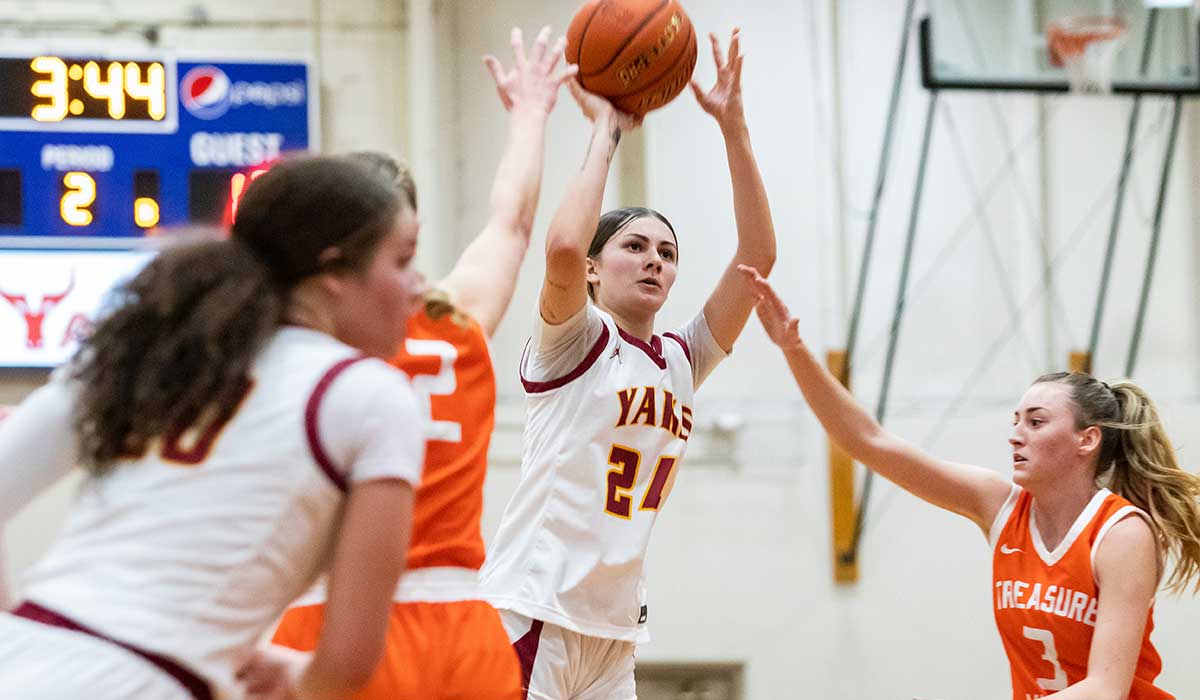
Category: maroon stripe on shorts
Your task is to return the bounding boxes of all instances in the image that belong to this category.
[10,601,213,700]
[512,618,545,700]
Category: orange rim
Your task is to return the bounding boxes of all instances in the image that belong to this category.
[1047,16,1128,66]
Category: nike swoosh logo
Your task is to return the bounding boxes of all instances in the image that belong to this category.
[999,544,1023,555]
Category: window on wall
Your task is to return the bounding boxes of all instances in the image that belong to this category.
[635,663,742,700]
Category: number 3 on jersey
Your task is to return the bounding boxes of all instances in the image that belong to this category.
[1023,626,1068,692]
[605,444,677,519]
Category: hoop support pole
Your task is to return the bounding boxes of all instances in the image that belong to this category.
[846,0,919,367]
[846,91,939,566]
[1086,9,1161,362]
[1126,96,1183,376]
[826,350,859,583]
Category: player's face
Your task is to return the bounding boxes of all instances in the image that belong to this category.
[589,217,678,316]
[1009,382,1090,489]
[332,207,422,358]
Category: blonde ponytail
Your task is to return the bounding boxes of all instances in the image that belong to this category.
[1104,381,1200,594]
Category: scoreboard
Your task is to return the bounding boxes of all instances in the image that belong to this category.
[0,51,314,367]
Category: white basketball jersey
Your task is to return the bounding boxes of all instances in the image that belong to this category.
[3,327,424,699]
[482,305,725,642]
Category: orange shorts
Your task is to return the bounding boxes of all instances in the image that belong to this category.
[273,599,522,700]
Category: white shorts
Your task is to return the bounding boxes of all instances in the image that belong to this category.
[500,609,637,700]
[0,613,192,700]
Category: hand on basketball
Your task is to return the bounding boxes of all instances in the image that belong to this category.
[483,26,579,116]
[566,79,641,132]
[690,29,746,128]
[738,264,801,349]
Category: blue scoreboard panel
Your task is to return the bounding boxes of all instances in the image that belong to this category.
[0,51,314,367]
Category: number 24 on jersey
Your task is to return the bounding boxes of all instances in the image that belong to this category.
[604,444,677,519]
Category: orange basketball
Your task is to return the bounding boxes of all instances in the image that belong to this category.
[566,0,698,117]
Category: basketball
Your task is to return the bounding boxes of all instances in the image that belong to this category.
[566,0,699,116]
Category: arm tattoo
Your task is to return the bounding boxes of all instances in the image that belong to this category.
[580,140,593,170]
[608,126,622,163]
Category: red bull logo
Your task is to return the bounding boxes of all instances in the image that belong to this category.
[0,271,76,349]
[181,66,232,120]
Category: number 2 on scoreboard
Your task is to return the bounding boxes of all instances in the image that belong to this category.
[60,172,96,227]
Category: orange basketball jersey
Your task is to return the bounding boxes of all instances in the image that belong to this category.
[392,308,495,572]
[991,487,1171,700]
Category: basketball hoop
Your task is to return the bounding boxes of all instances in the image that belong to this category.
[1046,16,1128,93]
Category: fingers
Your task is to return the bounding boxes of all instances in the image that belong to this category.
[546,35,567,71]
[733,54,744,90]
[737,264,783,309]
[727,28,740,68]
[236,661,274,695]
[482,55,505,87]
[567,78,588,108]
[688,78,706,104]
[511,26,527,66]
[531,25,551,64]
[737,263,763,281]
[613,109,641,132]
[482,55,514,110]
[708,32,725,71]
[552,62,579,86]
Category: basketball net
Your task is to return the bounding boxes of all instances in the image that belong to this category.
[1046,16,1129,93]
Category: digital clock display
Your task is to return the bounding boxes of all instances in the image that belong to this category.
[0,53,312,367]
[0,56,175,132]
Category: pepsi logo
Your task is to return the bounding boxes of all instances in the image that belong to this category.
[181,66,231,120]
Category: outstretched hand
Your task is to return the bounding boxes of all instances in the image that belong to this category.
[566,79,642,132]
[483,26,578,115]
[690,29,746,128]
[738,265,801,349]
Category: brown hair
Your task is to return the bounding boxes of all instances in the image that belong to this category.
[348,150,417,211]
[1035,372,1200,593]
[71,155,402,473]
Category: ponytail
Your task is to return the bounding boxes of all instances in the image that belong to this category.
[71,155,401,475]
[1104,381,1200,594]
[72,239,281,473]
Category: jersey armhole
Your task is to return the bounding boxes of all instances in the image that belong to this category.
[987,483,1022,549]
[1091,505,1159,588]
[305,355,371,491]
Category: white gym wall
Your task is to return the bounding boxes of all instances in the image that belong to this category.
[2,1,1198,698]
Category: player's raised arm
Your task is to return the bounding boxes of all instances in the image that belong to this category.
[440,27,577,337]
[741,265,1012,531]
[690,30,777,351]
[538,82,639,326]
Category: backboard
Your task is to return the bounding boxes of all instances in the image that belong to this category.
[923,0,1200,93]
